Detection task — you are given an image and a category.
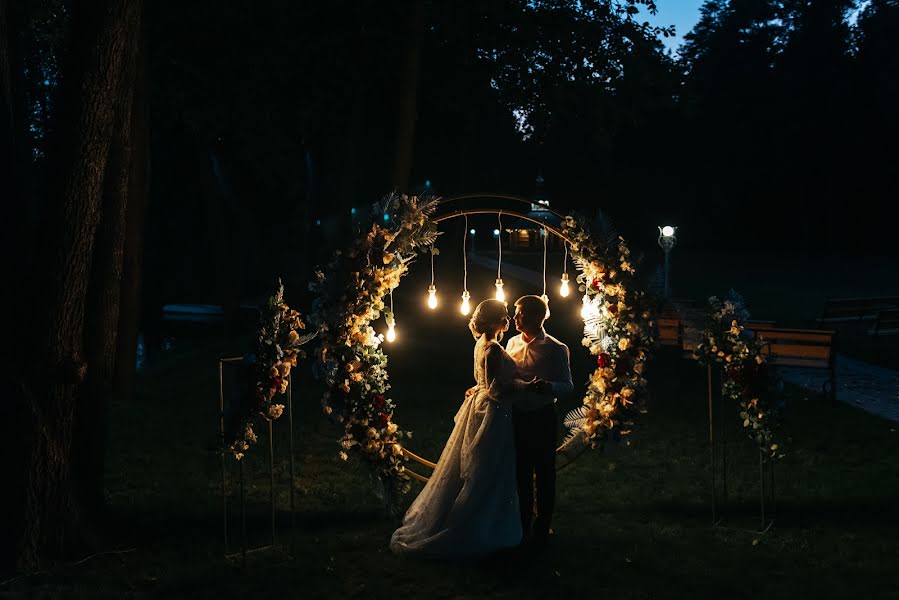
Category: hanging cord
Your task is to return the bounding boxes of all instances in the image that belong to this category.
[430,245,435,286]
[542,225,548,297]
[463,214,468,292]
[563,240,568,275]
[389,288,394,316]
[497,212,502,278]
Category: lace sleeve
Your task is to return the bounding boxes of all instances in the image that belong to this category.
[483,344,513,399]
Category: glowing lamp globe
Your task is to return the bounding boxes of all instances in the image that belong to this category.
[427,284,438,310]
[386,318,397,343]
[559,272,570,297]
[580,295,591,319]
[460,290,471,315]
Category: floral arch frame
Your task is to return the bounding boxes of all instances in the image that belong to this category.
[309,194,654,503]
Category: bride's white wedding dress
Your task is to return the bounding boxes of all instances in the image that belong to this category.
[389,336,522,558]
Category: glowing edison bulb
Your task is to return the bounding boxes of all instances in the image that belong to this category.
[581,294,591,319]
[460,290,471,315]
[427,284,438,310]
[560,272,570,297]
[386,318,397,343]
[494,278,505,302]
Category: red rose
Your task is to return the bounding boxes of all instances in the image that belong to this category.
[372,394,385,408]
[591,277,601,290]
[377,412,389,428]
[597,353,611,368]
[608,304,619,315]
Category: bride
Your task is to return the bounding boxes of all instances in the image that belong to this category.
[390,299,525,558]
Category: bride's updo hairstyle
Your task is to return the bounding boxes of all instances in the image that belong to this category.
[468,299,509,341]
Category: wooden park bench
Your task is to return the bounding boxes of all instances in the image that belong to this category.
[870,308,899,336]
[750,326,837,400]
[656,317,682,346]
[654,299,690,348]
[816,296,899,324]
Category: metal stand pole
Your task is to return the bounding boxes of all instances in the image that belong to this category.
[770,458,776,518]
[288,374,296,556]
[239,457,246,569]
[663,250,669,298]
[759,451,766,532]
[707,365,717,524]
[219,361,229,555]
[268,419,275,548]
[720,372,728,513]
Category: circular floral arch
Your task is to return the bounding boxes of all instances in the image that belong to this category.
[309,194,654,502]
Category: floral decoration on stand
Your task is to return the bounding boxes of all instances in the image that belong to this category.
[228,280,316,460]
[558,212,655,452]
[308,194,440,504]
[694,291,783,460]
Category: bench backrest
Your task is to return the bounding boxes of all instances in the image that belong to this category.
[656,317,681,346]
[872,308,899,334]
[752,327,835,366]
[818,296,899,321]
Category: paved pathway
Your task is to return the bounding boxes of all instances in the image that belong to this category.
[471,253,899,424]
[778,354,899,423]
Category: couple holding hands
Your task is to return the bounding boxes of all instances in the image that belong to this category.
[391,295,572,559]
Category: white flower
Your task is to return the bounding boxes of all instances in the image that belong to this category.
[339,451,349,461]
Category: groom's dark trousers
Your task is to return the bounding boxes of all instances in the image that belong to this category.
[513,403,556,540]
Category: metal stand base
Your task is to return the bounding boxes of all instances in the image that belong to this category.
[219,357,297,568]
[706,365,776,535]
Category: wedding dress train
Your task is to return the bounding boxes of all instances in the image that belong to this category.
[389,337,522,558]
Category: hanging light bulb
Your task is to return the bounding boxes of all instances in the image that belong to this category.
[581,294,591,319]
[427,246,438,310]
[461,215,471,316]
[386,290,397,342]
[427,284,438,309]
[386,319,396,342]
[495,278,505,302]
[560,272,570,297]
[495,213,505,302]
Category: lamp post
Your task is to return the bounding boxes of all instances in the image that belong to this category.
[658,225,677,298]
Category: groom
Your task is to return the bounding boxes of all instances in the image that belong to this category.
[506,295,573,548]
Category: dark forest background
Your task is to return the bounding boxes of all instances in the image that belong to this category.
[15,0,899,309]
[2,0,898,571]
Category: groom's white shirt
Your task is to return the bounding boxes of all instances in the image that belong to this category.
[506,327,573,412]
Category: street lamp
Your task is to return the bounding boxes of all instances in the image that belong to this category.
[657,225,677,298]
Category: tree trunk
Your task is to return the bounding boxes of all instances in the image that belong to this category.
[0,0,32,282]
[75,3,141,518]
[4,0,143,571]
[391,0,424,193]
[0,0,29,571]
[114,16,149,401]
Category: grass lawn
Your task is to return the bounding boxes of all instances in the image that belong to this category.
[5,254,898,599]
[7,280,899,598]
